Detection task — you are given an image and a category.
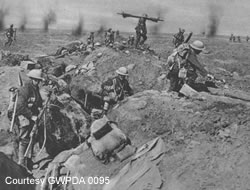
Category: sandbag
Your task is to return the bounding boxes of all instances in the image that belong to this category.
[88,117,128,162]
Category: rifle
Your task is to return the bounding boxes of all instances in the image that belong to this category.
[184,32,193,43]
[117,12,164,22]
[14,28,17,41]
[24,92,52,158]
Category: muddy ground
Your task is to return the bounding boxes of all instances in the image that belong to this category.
[0,30,250,190]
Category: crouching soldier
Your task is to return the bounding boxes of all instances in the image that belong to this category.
[101,67,133,114]
[167,40,214,92]
[14,69,43,170]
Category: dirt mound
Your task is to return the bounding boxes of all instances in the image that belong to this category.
[107,90,250,189]
[0,52,29,67]
[69,47,166,104]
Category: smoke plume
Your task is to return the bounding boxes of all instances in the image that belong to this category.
[43,9,57,32]
[149,9,165,34]
[96,25,105,36]
[72,16,84,36]
[206,4,222,37]
[0,5,8,31]
[19,14,27,32]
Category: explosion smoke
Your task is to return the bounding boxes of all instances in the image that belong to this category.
[0,6,8,31]
[206,4,222,37]
[96,25,105,36]
[72,16,84,36]
[149,9,165,34]
[43,9,56,32]
[19,14,27,32]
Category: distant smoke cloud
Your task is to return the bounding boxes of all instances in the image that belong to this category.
[72,16,84,36]
[96,25,106,36]
[206,3,222,37]
[43,9,57,32]
[149,9,165,34]
[19,14,27,31]
[0,5,8,31]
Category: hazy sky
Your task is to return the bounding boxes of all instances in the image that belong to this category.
[2,0,250,35]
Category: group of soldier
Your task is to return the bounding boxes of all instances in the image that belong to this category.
[7,12,219,174]
[229,34,250,42]
[9,65,133,172]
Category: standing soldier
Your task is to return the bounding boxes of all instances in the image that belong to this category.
[229,34,233,42]
[105,28,112,46]
[173,28,185,48]
[116,30,120,37]
[246,36,250,42]
[166,40,213,92]
[13,69,43,170]
[110,31,115,44]
[101,67,133,115]
[134,14,148,48]
[117,12,163,49]
[5,24,15,46]
[87,32,95,47]
[232,35,236,42]
[237,36,241,43]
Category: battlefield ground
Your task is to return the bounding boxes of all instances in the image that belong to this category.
[1,29,250,190]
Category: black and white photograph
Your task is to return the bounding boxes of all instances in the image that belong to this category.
[0,0,250,189]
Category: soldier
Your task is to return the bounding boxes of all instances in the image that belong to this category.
[5,24,15,46]
[87,32,95,46]
[110,31,115,44]
[135,14,148,48]
[105,28,112,46]
[166,40,213,92]
[246,36,250,42]
[232,35,236,42]
[101,67,133,114]
[173,28,185,48]
[229,34,233,42]
[127,35,135,46]
[14,69,43,170]
[116,30,120,37]
[238,36,241,43]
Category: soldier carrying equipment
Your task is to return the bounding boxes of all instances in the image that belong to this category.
[166,40,214,93]
[5,24,16,46]
[117,12,163,48]
[12,69,44,171]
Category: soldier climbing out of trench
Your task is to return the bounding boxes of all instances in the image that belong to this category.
[166,40,214,93]
[101,67,134,115]
[9,69,44,172]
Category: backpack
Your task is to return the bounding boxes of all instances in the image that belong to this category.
[87,116,128,163]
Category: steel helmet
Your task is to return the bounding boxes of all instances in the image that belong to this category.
[116,67,128,76]
[27,69,44,80]
[190,40,205,51]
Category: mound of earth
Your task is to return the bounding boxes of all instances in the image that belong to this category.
[107,90,250,189]
[67,47,167,110]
